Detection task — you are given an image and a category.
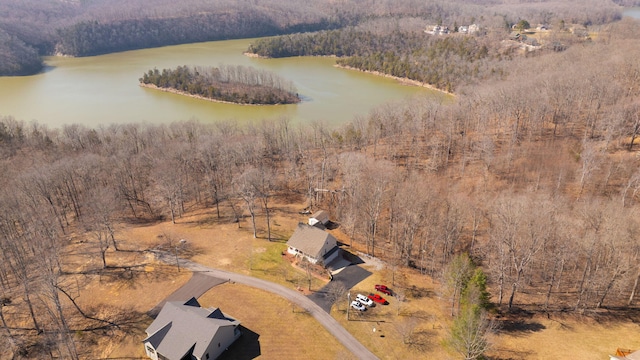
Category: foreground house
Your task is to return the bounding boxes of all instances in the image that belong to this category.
[287,223,339,265]
[143,297,241,360]
[611,349,640,360]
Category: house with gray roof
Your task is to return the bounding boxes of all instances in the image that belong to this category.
[611,349,640,360]
[143,297,241,360]
[286,223,339,265]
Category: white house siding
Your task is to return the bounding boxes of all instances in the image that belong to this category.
[203,325,241,360]
[144,343,159,360]
[323,247,340,265]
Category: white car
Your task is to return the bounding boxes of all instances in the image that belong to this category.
[356,294,374,307]
[351,300,366,311]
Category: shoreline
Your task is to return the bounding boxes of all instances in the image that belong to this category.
[139,83,300,106]
[242,51,453,96]
[242,52,267,59]
[334,64,455,96]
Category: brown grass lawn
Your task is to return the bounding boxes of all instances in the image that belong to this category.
[199,283,355,360]
[72,201,640,359]
[73,264,191,359]
[488,314,640,360]
[331,266,451,359]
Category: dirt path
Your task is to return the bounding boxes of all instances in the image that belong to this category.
[152,250,379,360]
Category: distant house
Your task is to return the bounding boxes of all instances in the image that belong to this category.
[286,223,339,265]
[510,32,522,41]
[425,25,450,35]
[308,210,330,227]
[143,298,241,360]
[458,24,480,34]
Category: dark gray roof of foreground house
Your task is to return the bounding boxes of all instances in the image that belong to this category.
[143,297,239,360]
[287,223,337,259]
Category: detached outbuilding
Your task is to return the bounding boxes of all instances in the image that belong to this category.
[308,210,330,227]
[287,223,339,266]
[143,297,241,360]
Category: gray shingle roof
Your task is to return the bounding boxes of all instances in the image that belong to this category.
[143,298,239,360]
[310,210,329,224]
[286,223,337,259]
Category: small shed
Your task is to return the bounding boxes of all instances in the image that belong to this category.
[308,210,330,227]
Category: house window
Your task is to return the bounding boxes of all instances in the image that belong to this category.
[218,342,221,347]
[206,354,210,359]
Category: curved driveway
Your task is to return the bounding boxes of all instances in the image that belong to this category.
[153,251,379,360]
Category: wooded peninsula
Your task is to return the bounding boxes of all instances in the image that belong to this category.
[139,65,300,105]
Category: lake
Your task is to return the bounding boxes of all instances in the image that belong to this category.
[0,38,444,129]
[624,7,640,19]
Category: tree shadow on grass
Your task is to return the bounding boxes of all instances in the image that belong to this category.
[488,348,536,360]
[180,213,239,227]
[404,285,435,299]
[218,326,261,360]
[73,310,152,359]
[407,328,436,352]
[496,319,546,335]
[585,306,640,324]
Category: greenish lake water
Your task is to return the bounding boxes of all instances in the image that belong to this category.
[0,38,445,128]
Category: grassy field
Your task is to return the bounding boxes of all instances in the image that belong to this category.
[70,201,640,359]
[332,267,451,359]
[199,284,355,360]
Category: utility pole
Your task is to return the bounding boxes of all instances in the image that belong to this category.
[175,245,180,272]
[175,239,187,272]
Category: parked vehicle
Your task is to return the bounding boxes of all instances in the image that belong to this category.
[375,284,393,295]
[351,300,366,311]
[367,293,388,305]
[356,294,374,307]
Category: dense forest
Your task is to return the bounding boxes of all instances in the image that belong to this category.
[0,0,350,75]
[139,65,300,105]
[2,15,640,357]
[0,29,43,76]
[0,0,627,75]
[247,28,499,92]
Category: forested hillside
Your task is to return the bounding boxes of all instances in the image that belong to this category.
[0,0,349,75]
[0,29,43,75]
[0,0,625,75]
[248,28,498,92]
